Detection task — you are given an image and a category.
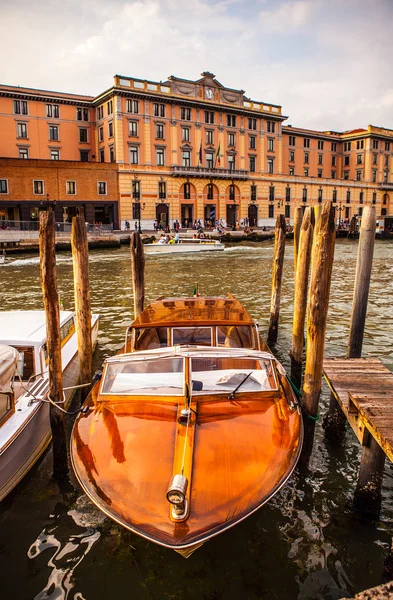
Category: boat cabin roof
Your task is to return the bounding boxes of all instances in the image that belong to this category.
[130,295,255,329]
[0,310,75,346]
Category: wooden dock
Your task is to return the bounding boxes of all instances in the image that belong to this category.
[323,357,393,461]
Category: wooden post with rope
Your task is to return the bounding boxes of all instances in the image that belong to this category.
[71,216,92,401]
[293,207,303,273]
[302,201,336,448]
[267,215,286,345]
[290,207,314,390]
[130,231,145,319]
[39,209,68,480]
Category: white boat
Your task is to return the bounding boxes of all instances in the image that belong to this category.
[144,238,225,254]
[0,255,5,265]
[0,310,99,500]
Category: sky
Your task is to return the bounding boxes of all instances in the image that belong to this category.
[1,0,393,132]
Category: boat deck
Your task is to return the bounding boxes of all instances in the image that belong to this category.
[323,358,393,462]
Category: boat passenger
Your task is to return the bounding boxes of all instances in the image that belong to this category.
[157,235,167,244]
[174,233,179,243]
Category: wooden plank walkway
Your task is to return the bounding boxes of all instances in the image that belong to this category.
[323,358,393,463]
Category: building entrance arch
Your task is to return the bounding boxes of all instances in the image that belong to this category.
[248,204,258,227]
[156,203,169,229]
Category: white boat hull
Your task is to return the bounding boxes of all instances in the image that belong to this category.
[144,242,224,254]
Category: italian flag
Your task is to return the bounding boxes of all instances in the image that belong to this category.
[216,143,221,167]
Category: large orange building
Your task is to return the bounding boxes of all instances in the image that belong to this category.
[0,72,392,229]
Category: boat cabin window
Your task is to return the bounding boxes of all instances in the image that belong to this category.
[42,317,76,362]
[217,325,253,348]
[13,346,35,380]
[190,357,277,394]
[102,357,184,395]
[0,392,13,423]
[133,327,168,351]
[172,327,212,346]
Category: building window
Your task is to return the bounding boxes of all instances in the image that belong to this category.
[207,183,214,200]
[132,180,140,199]
[79,128,88,143]
[385,142,390,152]
[77,108,89,121]
[182,150,191,167]
[304,138,310,148]
[304,152,309,164]
[80,150,89,162]
[156,148,165,166]
[127,100,139,114]
[304,167,309,177]
[107,101,113,116]
[359,206,363,217]
[268,204,274,218]
[344,171,349,180]
[302,187,307,202]
[357,140,364,150]
[97,106,104,120]
[249,156,256,172]
[384,171,389,184]
[268,138,274,152]
[46,104,59,118]
[373,153,378,165]
[98,126,104,142]
[345,207,350,219]
[251,184,257,201]
[346,190,351,203]
[285,204,290,218]
[318,140,324,150]
[269,185,275,202]
[14,100,28,115]
[285,187,291,202]
[227,114,236,127]
[228,155,235,171]
[0,180,8,194]
[372,192,377,204]
[228,132,236,147]
[98,182,107,195]
[181,107,191,121]
[50,149,60,160]
[373,140,379,150]
[229,185,235,201]
[318,188,323,203]
[129,146,139,164]
[289,135,296,146]
[249,135,256,150]
[17,122,27,138]
[318,169,323,178]
[385,155,389,167]
[108,122,113,137]
[99,148,105,162]
[49,125,59,141]
[331,170,336,179]
[267,158,274,173]
[331,142,337,152]
[158,181,166,199]
[344,155,350,166]
[318,154,323,165]
[289,167,295,176]
[248,118,257,130]
[267,121,275,133]
[359,191,364,204]
[206,152,214,168]
[66,181,76,195]
[332,155,336,166]
[289,150,295,162]
[206,130,213,144]
[184,182,191,199]
[372,170,377,183]
[383,194,388,205]
[109,146,115,163]
[204,111,214,124]
[332,189,337,203]
[344,141,351,152]
[356,170,362,181]
[356,154,363,164]
[19,148,28,159]
[181,127,190,142]
[156,123,164,139]
[33,180,44,195]
[154,103,165,117]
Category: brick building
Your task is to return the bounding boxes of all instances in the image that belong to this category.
[0,73,392,229]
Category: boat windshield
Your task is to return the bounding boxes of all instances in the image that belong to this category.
[190,357,276,394]
[101,357,184,395]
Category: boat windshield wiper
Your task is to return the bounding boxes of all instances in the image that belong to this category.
[228,372,253,400]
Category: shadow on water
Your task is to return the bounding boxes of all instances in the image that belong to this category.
[1,240,393,599]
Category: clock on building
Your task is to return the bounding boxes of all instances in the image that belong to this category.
[205,88,213,100]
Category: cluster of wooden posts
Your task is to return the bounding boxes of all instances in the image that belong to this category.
[266,201,385,516]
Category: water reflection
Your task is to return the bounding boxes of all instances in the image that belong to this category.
[1,240,393,599]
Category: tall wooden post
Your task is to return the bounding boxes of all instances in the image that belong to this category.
[290,207,313,390]
[267,215,286,345]
[130,231,145,319]
[39,210,68,480]
[71,216,92,400]
[302,201,336,447]
[293,207,303,272]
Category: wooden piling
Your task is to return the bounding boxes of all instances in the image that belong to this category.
[290,207,313,390]
[354,436,385,516]
[267,215,286,345]
[71,216,92,400]
[302,201,336,439]
[39,210,68,480]
[293,207,303,272]
[130,231,145,318]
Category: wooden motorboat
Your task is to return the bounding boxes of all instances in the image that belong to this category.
[144,238,224,254]
[71,295,302,557]
[0,310,99,500]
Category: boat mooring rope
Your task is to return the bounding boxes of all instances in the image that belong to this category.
[286,375,319,421]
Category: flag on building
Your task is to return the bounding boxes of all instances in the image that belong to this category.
[198,142,202,166]
[215,143,221,167]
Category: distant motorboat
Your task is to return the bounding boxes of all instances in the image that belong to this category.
[144,238,224,254]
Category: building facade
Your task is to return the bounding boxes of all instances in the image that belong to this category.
[0,72,392,229]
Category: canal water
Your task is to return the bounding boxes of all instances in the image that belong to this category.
[1,240,393,600]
